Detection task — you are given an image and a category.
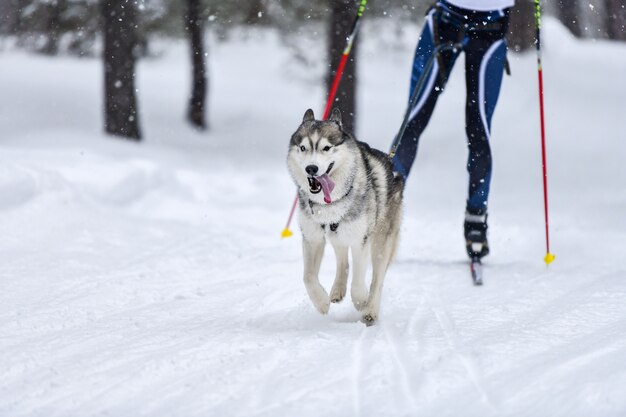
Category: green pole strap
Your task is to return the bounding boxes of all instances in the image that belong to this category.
[357,0,367,17]
[534,0,542,29]
[534,0,542,52]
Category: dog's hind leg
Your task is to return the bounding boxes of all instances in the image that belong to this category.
[350,242,371,311]
[361,234,396,326]
[329,244,349,303]
[302,237,330,314]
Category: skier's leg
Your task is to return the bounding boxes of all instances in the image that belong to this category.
[464,36,507,215]
[392,9,460,180]
[463,23,508,259]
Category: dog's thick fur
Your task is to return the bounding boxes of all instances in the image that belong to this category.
[287,108,404,325]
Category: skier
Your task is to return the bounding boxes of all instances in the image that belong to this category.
[391,0,514,262]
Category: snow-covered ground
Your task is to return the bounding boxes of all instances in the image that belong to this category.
[1,18,625,417]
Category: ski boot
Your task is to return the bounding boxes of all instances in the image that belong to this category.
[464,211,489,260]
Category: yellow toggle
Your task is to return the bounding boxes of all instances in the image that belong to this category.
[544,252,555,265]
[281,228,293,239]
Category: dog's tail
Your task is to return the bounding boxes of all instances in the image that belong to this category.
[388,175,404,264]
[393,171,405,193]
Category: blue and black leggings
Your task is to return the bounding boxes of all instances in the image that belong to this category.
[392,1,510,215]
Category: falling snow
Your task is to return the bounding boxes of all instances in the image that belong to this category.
[0,18,625,417]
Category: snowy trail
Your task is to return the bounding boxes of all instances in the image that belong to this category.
[1,19,626,417]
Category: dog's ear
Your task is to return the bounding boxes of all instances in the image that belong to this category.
[303,109,315,123]
[329,107,342,127]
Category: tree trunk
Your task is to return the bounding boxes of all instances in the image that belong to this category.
[0,0,20,35]
[327,0,359,134]
[246,0,267,25]
[39,0,62,55]
[506,1,536,52]
[555,0,584,38]
[604,0,626,40]
[101,0,141,140]
[185,0,208,129]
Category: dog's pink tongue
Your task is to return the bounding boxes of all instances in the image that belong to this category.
[316,173,335,204]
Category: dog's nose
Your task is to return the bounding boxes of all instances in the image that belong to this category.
[305,165,319,176]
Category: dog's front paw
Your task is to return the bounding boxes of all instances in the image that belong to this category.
[360,306,379,326]
[312,296,330,315]
[361,308,378,327]
[361,314,377,326]
[360,297,380,326]
[329,284,346,303]
[307,284,330,315]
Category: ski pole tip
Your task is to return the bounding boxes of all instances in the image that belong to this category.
[281,228,293,239]
[544,252,555,265]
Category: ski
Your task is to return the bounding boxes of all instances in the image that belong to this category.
[470,258,483,286]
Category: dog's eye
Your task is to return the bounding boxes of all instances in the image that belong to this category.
[322,146,331,152]
[300,145,306,152]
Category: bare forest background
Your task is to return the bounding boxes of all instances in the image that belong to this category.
[1,0,624,140]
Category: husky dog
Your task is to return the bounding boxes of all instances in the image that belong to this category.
[287,108,404,325]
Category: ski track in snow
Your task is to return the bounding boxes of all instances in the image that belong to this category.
[350,328,366,417]
[421,284,497,414]
[1,19,626,417]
